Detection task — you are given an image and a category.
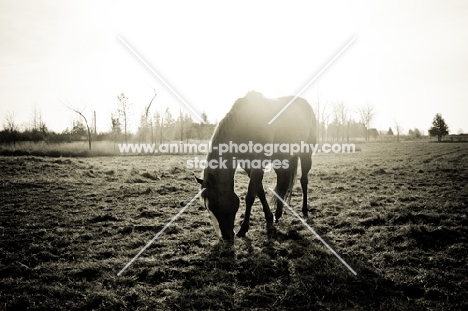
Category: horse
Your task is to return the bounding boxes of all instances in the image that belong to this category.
[196,91,316,240]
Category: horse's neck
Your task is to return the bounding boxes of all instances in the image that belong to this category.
[206,149,236,189]
[206,112,239,189]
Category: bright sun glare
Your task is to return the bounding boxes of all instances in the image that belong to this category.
[0,0,467,134]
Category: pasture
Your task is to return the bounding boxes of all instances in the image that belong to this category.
[0,142,467,310]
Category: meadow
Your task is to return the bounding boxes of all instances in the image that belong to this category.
[0,142,467,310]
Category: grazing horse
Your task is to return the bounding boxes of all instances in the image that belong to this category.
[196,91,316,240]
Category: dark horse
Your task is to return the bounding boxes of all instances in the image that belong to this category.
[196,91,316,240]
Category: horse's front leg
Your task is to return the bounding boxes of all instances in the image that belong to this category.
[237,169,264,237]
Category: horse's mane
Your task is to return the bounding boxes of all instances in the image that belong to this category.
[210,91,266,146]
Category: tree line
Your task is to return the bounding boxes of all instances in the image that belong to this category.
[1,92,453,148]
[0,92,216,148]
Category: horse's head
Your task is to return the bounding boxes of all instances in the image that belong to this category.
[196,175,239,240]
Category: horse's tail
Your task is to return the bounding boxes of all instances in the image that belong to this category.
[271,155,299,205]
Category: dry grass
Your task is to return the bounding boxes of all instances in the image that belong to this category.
[0,140,211,157]
[0,141,118,157]
[0,142,467,310]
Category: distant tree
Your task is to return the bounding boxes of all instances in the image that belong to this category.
[27,106,48,142]
[159,110,164,143]
[30,105,40,132]
[183,113,194,142]
[175,111,196,143]
[331,100,348,141]
[117,92,132,143]
[346,119,365,141]
[358,103,375,141]
[428,113,449,142]
[313,88,331,143]
[201,111,209,124]
[110,113,121,148]
[408,128,422,139]
[414,128,422,138]
[394,120,403,142]
[387,127,394,136]
[64,103,92,150]
[339,103,348,141]
[71,120,87,137]
[3,111,19,133]
[153,111,161,144]
[178,109,184,142]
[163,108,175,141]
[2,111,19,145]
[369,128,379,140]
[141,88,158,142]
[111,114,121,134]
[199,111,214,140]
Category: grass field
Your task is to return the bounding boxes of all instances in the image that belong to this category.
[1,142,467,310]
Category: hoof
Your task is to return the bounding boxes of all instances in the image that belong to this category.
[266,221,274,230]
[266,225,277,236]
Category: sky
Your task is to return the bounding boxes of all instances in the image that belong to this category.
[0,0,467,134]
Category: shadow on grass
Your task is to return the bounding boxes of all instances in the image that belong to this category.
[166,229,424,311]
[167,241,236,310]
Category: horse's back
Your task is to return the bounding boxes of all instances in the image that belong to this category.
[215,91,316,149]
[266,95,316,146]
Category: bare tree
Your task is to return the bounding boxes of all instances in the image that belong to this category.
[117,92,132,143]
[394,119,403,142]
[3,111,19,145]
[4,111,19,132]
[30,105,40,131]
[200,111,212,140]
[163,107,175,140]
[64,104,92,150]
[313,91,331,143]
[179,109,184,142]
[338,101,348,141]
[321,101,332,141]
[358,103,375,141]
[332,100,348,141]
[159,109,164,144]
[314,88,322,143]
[153,111,161,144]
[29,105,48,141]
[183,112,194,143]
[142,88,158,142]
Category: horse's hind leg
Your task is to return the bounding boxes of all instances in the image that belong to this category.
[273,168,288,222]
[237,169,264,237]
[257,184,274,231]
[300,154,312,217]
